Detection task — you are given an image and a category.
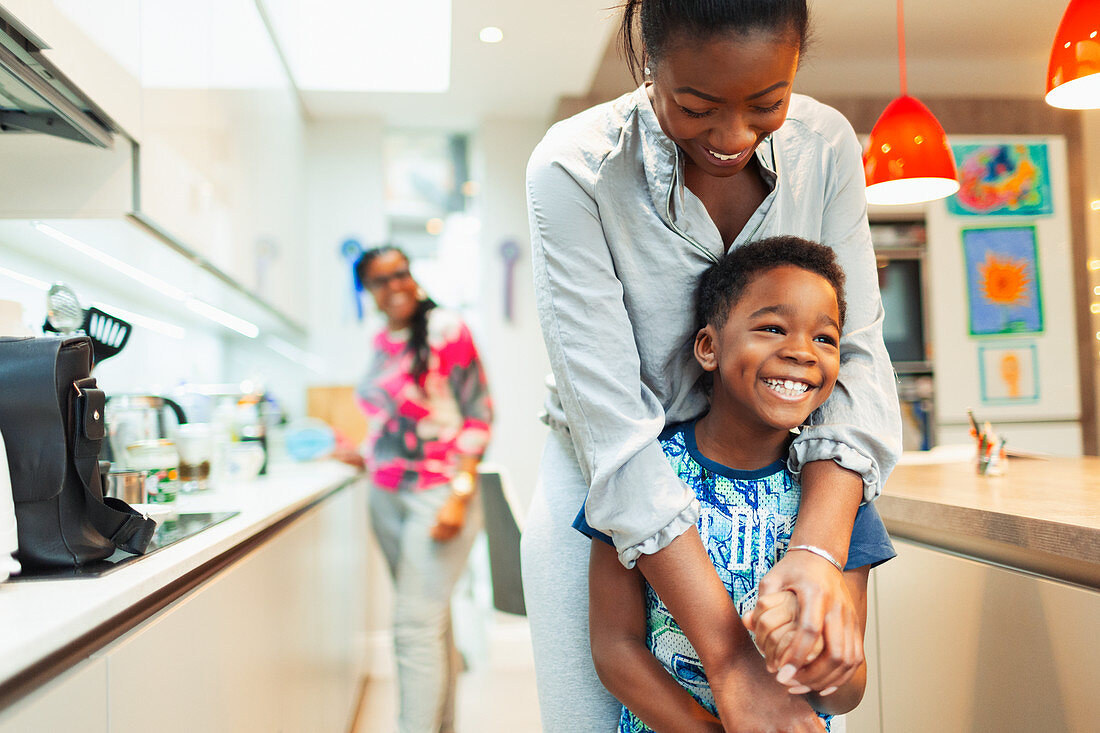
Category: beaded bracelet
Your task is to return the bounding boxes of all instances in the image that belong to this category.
[787,544,843,573]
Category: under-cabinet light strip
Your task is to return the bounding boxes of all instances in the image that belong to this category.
[0,265,188,340]
[0,264,49,291]
[32,221,260,339]
[34,222,189,301]
[185,298,260,338]
[265,335,327,373]
[91,301,187,340]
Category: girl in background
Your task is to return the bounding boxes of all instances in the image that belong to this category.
[350,245,493,733]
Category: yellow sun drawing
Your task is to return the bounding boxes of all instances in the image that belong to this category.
[978,252,1030,306]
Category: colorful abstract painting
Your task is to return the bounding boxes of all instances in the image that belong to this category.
[978,342,1039,404]
[947,143,1053,217]
[962,227,1043,335]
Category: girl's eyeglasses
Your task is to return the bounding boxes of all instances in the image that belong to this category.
[365,269,412,291]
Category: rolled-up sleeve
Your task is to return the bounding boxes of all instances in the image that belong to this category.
[527,151,699,569]
[789,121,903,501]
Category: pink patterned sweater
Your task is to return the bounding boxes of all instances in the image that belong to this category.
[356,308,493,490]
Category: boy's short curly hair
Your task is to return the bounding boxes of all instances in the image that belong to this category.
[695,236,847,332]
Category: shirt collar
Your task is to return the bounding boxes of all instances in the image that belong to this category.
[630,84,779,249]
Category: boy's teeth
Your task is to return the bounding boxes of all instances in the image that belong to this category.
[765,378,809,396]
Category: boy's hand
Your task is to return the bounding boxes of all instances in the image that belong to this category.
[745,591,824,666]
[751,551,864,692]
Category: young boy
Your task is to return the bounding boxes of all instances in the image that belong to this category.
[578,237,895,732]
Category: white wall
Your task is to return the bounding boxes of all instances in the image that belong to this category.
[473,118,552,516]
[302,116,552,515]
[303,118,389,388]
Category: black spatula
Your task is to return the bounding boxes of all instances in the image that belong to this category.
[81,306,132,365]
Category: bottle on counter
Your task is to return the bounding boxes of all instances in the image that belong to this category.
[125,439,180,504]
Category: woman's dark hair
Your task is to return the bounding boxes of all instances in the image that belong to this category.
[695,235,846,333]
[619,0,810,81]
[355,245,438,385]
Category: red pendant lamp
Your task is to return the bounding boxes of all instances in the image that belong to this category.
[1046,0,1100,109]
[863,0,959,206]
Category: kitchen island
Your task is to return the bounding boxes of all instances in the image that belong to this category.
[0,460,367,733]
[849,452,1100,733]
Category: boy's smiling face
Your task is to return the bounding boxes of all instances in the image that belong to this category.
[695,265,841,435]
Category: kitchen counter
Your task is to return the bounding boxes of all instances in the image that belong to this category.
[877,451,1100,589]
[0,459,360,708]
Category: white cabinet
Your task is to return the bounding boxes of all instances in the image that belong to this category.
[0,482,367,733]
[137,1,306,315]
[105,483,368,732]
[1,1,143,137]
[0,658,108,733]
[862,539,1100,732]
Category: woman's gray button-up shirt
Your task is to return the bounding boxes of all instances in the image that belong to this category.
[527,85,902,567]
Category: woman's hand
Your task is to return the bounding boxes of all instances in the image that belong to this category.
[750,551,863,693]
[430,493,469,542]
[332,446,366,470]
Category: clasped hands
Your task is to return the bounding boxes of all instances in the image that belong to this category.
[744,549,863,699]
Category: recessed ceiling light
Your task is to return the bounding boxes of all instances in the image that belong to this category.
[479,26,503,44]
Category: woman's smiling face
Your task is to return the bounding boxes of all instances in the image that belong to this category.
[647,29,799,178]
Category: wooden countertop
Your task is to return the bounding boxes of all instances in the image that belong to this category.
[878,455,1100,589]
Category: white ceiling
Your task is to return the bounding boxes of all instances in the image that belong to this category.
[796,0,1070,100]
[298,0,618,127]
[299,0,1075,125]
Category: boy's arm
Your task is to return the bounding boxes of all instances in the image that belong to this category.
[589,540,724,733]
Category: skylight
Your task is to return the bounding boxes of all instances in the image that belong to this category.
[260,0,453,93]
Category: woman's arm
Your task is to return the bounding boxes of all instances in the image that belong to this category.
[589,541,723,733]
[527,148,700,568]
[752,461,863,683]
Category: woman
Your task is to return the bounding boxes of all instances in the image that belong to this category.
[352,245,492,733]
[522,1,901,731]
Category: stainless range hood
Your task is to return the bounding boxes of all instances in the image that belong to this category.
[0,6,115,148]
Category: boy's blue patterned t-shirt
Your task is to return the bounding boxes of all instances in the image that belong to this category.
[617,422,847,733]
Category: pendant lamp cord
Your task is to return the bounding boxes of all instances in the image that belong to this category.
[896,0,907,96]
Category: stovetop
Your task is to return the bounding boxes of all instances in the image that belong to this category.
[8,511,239,581]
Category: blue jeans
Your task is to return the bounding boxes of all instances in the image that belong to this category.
[369,479,482,733]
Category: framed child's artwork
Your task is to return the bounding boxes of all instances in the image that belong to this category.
[947,143,1053,217]
[978,342,1039,404]
[962,226,1043,336]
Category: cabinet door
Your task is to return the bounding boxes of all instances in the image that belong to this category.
[875,539,1100,732]
[106,484,367,733]
[0,658,108,733]
[845,570,883,733]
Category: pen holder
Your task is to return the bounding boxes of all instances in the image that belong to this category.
[976,446,1006,476]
